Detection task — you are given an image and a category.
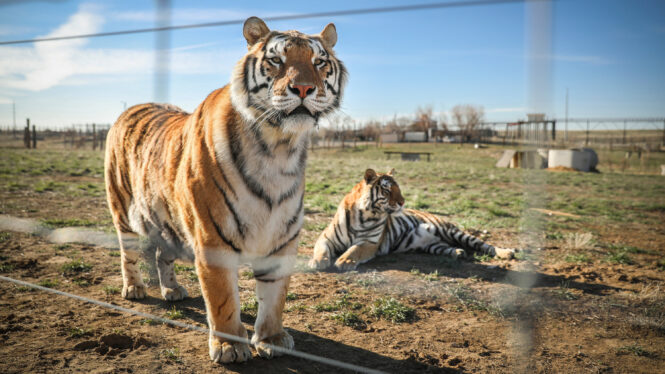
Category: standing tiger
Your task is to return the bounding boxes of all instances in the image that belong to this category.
[308,169,515,271]
[104,17,346,364]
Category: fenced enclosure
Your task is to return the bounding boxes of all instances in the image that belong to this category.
[1,1,664,373]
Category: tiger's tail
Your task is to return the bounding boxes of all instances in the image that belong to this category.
[438,224,513,259]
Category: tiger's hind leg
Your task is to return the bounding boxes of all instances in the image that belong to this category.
[155,247,189,301]
[116,231,147,299]
[308,238,334,270]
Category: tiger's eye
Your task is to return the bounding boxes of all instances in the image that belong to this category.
[313,58,324,66]
[270,57,282,64]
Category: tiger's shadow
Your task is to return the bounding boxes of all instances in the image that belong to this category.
[132,294,463,374]
[349,252,625,296]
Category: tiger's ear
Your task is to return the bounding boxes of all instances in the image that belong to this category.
[243,17,270,47]
[319,23,337,48]
[387,168,395,176]
[364,169,377,183]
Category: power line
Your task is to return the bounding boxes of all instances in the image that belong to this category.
[0,0,547,46]
[0,274,386,374]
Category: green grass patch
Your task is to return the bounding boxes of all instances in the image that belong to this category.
[42,218,98,228]
[108,251,120,257]
[286,292,297,301]
[103,285,120,295]
[139,318,160,326]
[331,311,366,329]
[38,279,59,288]
[241,297,259,316]
[473,253,494,262]
[370,297,415,323]
[606,251,634,265]
[0,262,15,272]
[34,181,66,193]
[0,232,10,242]
[240,269,254,279]
[553,281,578,300]
[174,263,195,274]
[68,327,92,338]
[164,306,184,320]
[61,259,92,275]
[72,278,91,287]
[286,303,307,313]
[162,348,183,363]
[314,293,362,312]
[616,343,651,357]
[564,253,592,264]
[423,270,440,281]
[446,284,505,317]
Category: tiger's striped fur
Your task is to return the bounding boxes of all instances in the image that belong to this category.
[309,169,515,271]
[105,17,346,364]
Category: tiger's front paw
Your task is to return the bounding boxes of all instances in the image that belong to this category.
[308,256,331,270]
[251,330,294,359]
[122,284,147,299]
[494,247,515,260]
[161,285,189,301]
[209,336,252,363]
[334,256,358,271]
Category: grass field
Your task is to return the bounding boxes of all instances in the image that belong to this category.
[1,139,664,373]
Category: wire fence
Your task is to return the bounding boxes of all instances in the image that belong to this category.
[0,0,662,372]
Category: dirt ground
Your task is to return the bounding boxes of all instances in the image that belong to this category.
[1,142,664,373]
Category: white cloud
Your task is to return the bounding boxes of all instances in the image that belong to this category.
[0,3,103,91]
[0,4,244,92]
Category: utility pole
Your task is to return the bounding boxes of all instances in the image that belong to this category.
[564,88,568,143]
[154,0,172,103]
[12,100,16,139]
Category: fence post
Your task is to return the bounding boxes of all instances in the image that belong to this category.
[585,120,590,146]
[23,119,30,148]
[32,124,36,148]
[92,123,97,150]
[551,120,556,142]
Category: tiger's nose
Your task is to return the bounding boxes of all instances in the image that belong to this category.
[289,84,314,98]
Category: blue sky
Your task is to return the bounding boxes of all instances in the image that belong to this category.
[0,0,663,129]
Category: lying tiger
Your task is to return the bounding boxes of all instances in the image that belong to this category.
[309,169,515,271]
[105,17,346,363]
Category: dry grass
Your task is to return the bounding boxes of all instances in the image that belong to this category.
[565,232,595,250]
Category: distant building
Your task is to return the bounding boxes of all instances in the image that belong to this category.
[527,113,546,122]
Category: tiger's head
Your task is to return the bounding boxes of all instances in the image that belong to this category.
[231,17,347,135]
[360,168,405,214]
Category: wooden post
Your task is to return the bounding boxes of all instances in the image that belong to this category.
[23,119,30,148]
[32,124,36,148]
[551,120,556,141]
[92,123,97,150]
[585,120,590,146]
